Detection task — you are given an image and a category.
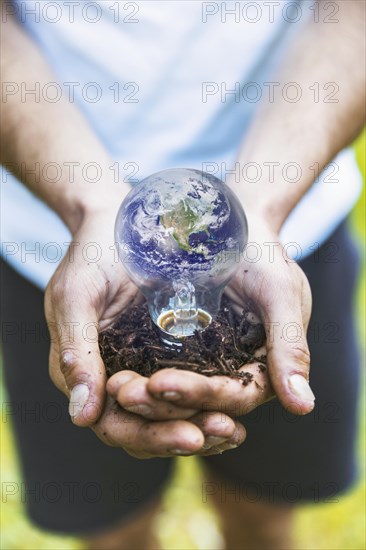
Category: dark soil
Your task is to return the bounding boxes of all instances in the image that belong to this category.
[99,298,267,385]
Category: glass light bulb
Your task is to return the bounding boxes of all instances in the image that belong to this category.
[115,168,248,345]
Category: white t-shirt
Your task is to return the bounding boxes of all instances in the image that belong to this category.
[1,1,362,289]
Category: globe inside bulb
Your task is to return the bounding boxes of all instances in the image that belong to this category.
[115,168,248,344]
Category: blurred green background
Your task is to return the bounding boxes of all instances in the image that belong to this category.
[1,132,365,549]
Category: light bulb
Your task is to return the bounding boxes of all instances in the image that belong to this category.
[115,168,248,345]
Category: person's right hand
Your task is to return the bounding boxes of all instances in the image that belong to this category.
[44,208,139,427]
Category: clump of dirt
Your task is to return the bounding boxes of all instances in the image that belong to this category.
[99,298,266,385]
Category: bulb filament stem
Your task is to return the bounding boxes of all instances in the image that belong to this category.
[172,280,198,335]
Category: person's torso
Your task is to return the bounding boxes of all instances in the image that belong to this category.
[1,1,362,288]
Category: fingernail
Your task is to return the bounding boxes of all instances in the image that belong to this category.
[202,436,227,450]
[161,391,181,401]
[289,374,315,403]
[170,449,192,456]
[69,384,89,418]
[125,404,152,416]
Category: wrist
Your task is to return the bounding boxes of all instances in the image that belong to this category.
[232,186,285,236]
[227,147,318,235]
[63,182,130,236]
[243,209,280,242]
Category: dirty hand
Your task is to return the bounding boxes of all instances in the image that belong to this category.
[109,215,313,426]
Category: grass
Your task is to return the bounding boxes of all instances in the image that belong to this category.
[1,132,365,549]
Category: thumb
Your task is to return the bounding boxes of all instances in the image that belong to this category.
[46,290,106,427]
[261,279,314,415]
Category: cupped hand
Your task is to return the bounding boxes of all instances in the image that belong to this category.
[227,216,314,415]
[45,210,142,427]
[142,215,314,417]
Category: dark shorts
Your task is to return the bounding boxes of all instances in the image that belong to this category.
[0,221,361,535]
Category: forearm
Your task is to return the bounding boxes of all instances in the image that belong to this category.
[0,14,126,234]
[232,0,365,233]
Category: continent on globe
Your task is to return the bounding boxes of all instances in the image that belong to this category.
[160,198,211,254]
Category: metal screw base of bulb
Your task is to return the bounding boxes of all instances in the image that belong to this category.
[156,308,212,347]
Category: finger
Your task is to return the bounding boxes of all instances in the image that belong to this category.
[106,370,140,395]
[45,282,106,427]
[110,372,198,420]
[147,364,273,415]
[189,411,246,454]
[93,397,205,458]
[258,265,314,415]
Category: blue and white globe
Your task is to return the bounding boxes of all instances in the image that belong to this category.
[115,168,248,339]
